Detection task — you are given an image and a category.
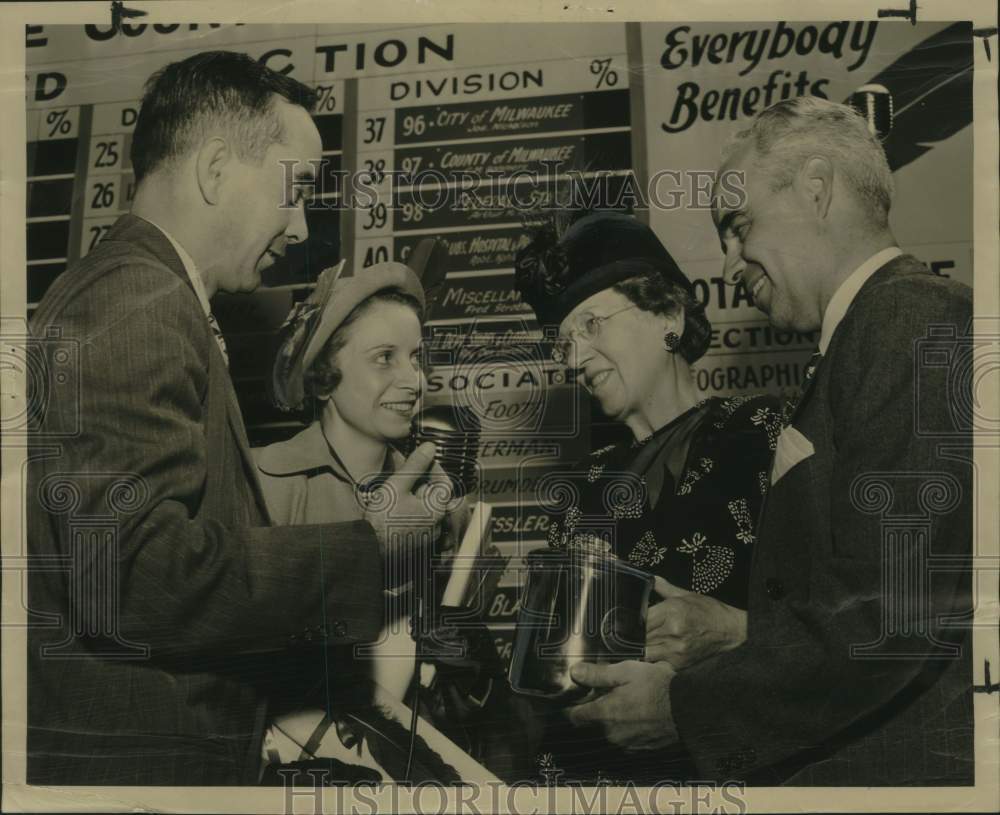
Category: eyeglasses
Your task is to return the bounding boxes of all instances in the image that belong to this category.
[551,304,638,364]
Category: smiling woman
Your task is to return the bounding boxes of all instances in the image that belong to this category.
[513,210,780,785]
[256,260,427,524]
[251,260,468,777]
[304,293,425,449]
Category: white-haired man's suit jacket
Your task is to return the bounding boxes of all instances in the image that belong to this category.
[673,255,975,785]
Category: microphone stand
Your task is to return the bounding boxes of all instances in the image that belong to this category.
[401,404,482,781]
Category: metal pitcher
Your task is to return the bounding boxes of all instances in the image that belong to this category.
[508,546,654,702]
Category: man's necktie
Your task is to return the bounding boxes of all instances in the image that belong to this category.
[801,350,822,389]
[207,312,229,366]
[783,350,822,425]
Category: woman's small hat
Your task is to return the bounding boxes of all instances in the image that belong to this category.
[270,261,425,411]
[514,211,695,328]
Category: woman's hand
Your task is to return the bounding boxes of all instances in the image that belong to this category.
[645,577,747,669]
[363,443,449,582]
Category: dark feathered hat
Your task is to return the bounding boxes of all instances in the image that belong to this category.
[514,211,696,328]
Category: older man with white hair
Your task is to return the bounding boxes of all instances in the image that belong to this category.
[568,96,974,785]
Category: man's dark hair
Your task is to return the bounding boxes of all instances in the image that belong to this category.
[131,50,319,184]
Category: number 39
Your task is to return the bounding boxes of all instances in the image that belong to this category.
[363,203,388,230]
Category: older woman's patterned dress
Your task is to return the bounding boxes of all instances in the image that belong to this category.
[534,394,781,784]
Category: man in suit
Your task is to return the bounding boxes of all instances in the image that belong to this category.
[567,96,974,784]
[27,51,447,785]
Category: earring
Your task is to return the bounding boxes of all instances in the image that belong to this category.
[663,331,681,353]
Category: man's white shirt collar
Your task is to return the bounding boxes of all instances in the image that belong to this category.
[818,246,903,355]
[144,219,212,318]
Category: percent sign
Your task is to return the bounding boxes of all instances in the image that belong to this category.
[315,85,337,113]
[46,110,72,138]
[589,58,619,89]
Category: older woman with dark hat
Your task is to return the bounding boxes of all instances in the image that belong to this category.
[513,211,780,784]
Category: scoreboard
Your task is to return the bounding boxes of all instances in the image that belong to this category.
[343,27,634,660]
[26,105,80,304]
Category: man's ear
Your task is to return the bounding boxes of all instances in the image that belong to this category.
[799,155,834,220]
[195,137,231,205]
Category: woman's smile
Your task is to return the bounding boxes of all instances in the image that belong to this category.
[380,399,416,416]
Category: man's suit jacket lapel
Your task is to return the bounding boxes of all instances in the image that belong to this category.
[785,356,824,430]
[760,254,921,552]
[107,215,273,524]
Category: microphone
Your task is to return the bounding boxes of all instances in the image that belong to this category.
[850,83,894,140]
[408,404,481,497]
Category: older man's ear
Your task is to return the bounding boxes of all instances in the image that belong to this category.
[799,155,834,219]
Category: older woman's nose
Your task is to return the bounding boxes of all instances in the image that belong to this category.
[568,337,598,370]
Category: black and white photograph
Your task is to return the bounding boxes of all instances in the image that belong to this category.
[1,1,997,812]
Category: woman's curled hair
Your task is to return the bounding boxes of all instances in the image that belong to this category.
[613,272,711,364]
